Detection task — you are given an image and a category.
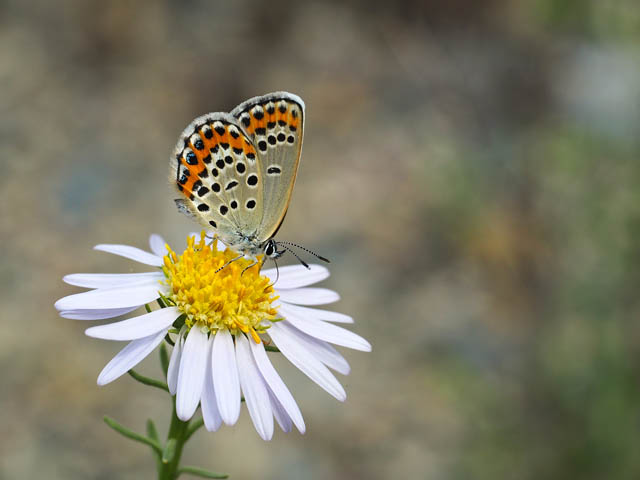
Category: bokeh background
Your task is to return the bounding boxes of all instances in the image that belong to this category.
[3,0,640,478]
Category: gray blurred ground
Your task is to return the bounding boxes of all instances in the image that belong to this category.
[2,0,640,478]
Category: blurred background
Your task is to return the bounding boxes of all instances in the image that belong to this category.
[2,0,640,478]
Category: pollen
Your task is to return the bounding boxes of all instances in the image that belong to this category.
[161,232,278,342]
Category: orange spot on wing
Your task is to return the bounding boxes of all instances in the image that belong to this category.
[183,166,199,192]
[253,113,266,130]
[275,108,288,123]
[230,133,243,151]
[199,129,217,151]
[216,131,228,144]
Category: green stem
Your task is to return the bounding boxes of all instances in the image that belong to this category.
[184,417,205,442]
[103,416,162,455]
[158,398,191,480]
[128,369,169,393]
[177,466,229,478]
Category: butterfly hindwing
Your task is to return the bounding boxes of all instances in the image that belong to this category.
[170,112,264,239]
[231,92,305,242]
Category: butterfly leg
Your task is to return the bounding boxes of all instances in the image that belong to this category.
[215,254,244,273]
[241,259,260,276]
[266,257,280,287]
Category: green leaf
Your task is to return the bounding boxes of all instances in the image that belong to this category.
[157,291,175,309]
[145,303,153,313]
[164,333,176,347]
[177,466,229,478]
[264,345,280,353]
[162,438,177,464]
[159,343,170,376]
[157,296,167,309]
[128,369,169,393]
[146,419,159,442]
[103,416,162,455]
[173,313,187,330]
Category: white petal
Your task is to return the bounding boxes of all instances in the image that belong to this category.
[236,335,274,441]
[250,341,305,433]
[268,323,346,401]
[85,307,179,341]
[269,390,293,433]
[212,330,241,425]
[55,284,162,310]
[201,338,223,432]
[63,272,163,289]
[279,306,371,352]
[167,328,185,395]
[94,244,163,267]
[278,321,351,375]
[262,264,330,289]
[176,327,209,421]
[59,306,139,320]
[276,288,340,306]
[149,234,167,257]
[274,302,353,323]
[97,330,166,385]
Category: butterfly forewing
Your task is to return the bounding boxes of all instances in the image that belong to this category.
[231,92,305,242]
[170,112,264,240]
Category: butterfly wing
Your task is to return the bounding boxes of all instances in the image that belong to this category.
[170,112,264,243]
[231,92,305,242]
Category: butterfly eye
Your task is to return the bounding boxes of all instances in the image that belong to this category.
[264,241,276,257]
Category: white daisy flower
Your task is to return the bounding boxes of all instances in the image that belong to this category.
[55,232,371,440]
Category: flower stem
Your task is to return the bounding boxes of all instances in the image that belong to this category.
[158,397,191,480]
[128,369,169,393]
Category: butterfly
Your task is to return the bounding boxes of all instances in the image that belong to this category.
[170,92,328,271]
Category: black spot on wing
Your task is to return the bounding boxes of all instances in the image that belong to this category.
[186,151,197,165]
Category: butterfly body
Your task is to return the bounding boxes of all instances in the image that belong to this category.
[170,92,305,262]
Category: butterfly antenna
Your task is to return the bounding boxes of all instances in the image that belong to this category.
[277,242,330,263]
[277,243,310,269]
[215,254,244,273]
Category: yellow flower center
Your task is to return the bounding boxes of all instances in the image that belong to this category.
[161,232,279,343]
